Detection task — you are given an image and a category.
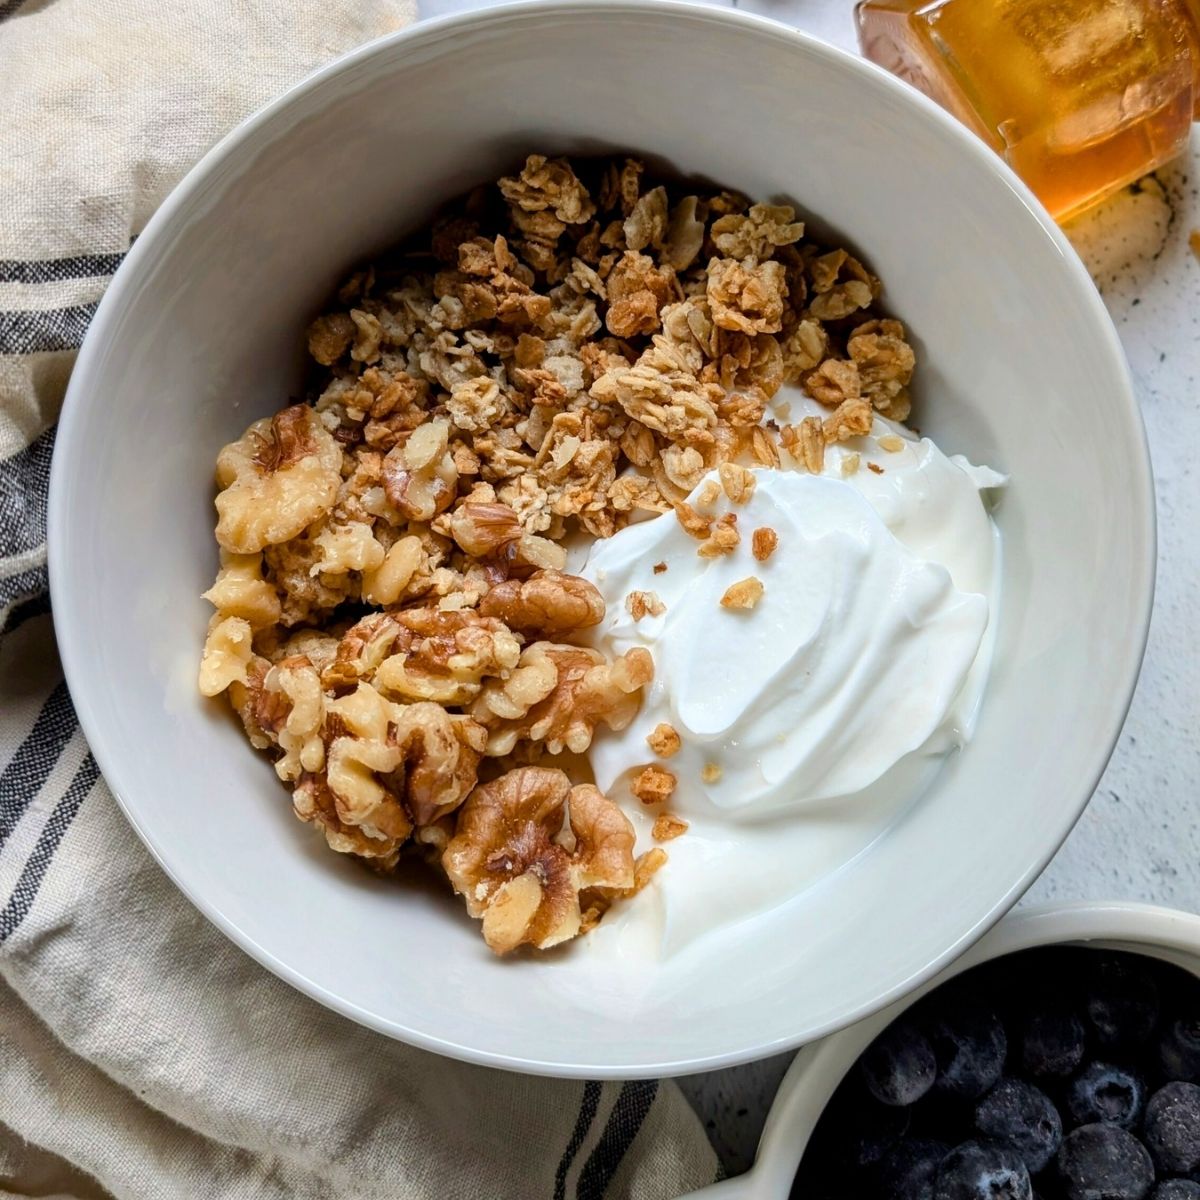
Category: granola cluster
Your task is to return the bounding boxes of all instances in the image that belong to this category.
[199,153,917,955]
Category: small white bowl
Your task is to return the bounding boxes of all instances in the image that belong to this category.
[681,902,1200,1199]
[48,1,1154,1075]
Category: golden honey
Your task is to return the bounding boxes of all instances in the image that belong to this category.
[857,0,1200,221]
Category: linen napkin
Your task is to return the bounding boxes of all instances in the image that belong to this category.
[0,3,720,1197]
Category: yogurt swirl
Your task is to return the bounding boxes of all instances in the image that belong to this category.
[579,390,1004,957]
[587,468,988,814]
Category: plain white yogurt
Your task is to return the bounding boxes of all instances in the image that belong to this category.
[580,388,1005,960]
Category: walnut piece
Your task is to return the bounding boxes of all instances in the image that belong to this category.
[360,535,423,606]
[472,642,653,757]
[382,419,458,521]
[321,688,484,832]
[198,616,254,696]
[372,608,522,705]
[443,766,635,954]
[479,570,605,636]
[202,551,281,628]
[214,406,343,553]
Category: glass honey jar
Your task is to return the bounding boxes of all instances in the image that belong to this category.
[856,0,1200,221]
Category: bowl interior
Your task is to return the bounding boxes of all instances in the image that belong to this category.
[49,2,1153,1075]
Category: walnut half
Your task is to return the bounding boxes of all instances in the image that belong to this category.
[479,570,605,636]
[471,642,654,756]
[443,766,635,954]
[214,405,343,553]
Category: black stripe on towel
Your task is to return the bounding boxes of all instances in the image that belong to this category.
[0,253,125,285]
[0,681,78,853]
[0,590,51,637]
[0,303,97,355]
[0,426,54,557]
[0,563,48,608]
[576,1081,659,1200]
[0,753,99,943]
[554,1080,603,1200]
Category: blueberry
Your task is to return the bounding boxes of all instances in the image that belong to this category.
[1067,1063,1147,1130]
[976,1078,1063,1175]
[861,1021,938,1106]
[928,1008,1008,1100]
[1143,1082,1200,1174]
[1056,1124,1154,1200]
[935,1140,1032,1200]
[1086,956,1159,1049]
[1152,1183,1200,1200]
[1021,1009,1087,1080]
[1158,1018,1200,1083]
[878,1138,951,1200]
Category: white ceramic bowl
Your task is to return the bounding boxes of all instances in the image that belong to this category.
[682,902,1200,1199]
[48,1,1154,1076]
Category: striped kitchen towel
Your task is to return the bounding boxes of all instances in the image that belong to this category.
[0,3,719,1198]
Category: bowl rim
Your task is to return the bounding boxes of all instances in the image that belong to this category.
[683,901,1200,1199]
[47,0,1157,1077]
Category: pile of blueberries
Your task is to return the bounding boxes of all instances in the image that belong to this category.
[792,947,1200,1199]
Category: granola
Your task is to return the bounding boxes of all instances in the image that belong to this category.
[200,152,920,956]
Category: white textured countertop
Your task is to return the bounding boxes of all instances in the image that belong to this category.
[418,0,1200,1174]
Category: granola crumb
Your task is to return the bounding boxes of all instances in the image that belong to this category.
[867,461,885,475]
[675,502,713,540]
[628,848,668,895]
[841,452,861,477]
[697,512,740,558]
[626,590,666,621]
[877,434,905,453]
[1191,229,1200,261]
[652,813,689,842]
[631,764,677,805]
[718,462,756,505]
[646,722,682,758]
[720,576,764,610]
[697,479,722,508]
[782,416,825,474]
[652,561,668,574]
[701,762,723,784]
[751,527,778,562]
